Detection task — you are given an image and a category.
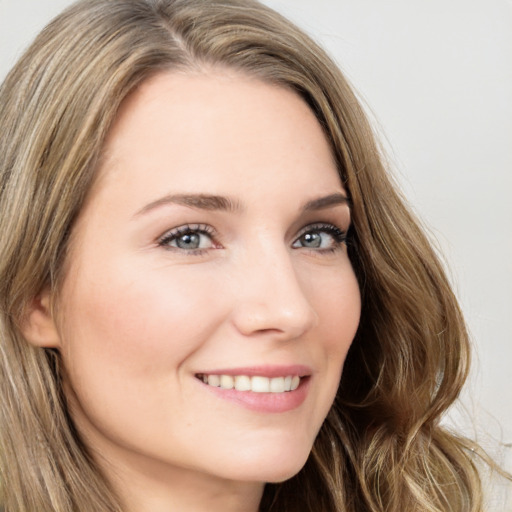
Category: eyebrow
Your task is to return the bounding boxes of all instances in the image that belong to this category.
[135,192,350,217]
[135,193,242,216]
[302,193,350,211]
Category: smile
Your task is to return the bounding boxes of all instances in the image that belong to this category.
[197,374,301,393]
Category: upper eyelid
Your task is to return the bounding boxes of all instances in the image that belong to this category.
[293,221,348,241]
[295,221,346,233]
[158,221,344,237]
[159,223,214,236]
[295,222,347,240]
[157,224,217,245]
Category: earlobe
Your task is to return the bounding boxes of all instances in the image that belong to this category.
[20,289,61,348]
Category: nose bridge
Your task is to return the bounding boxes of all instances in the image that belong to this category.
[231,234,317,339]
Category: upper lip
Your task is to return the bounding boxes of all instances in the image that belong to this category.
[195,365,312,378]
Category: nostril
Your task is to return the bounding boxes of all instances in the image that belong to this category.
[231,304,317,340]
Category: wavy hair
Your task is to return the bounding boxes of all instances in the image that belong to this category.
[0,0,502,510]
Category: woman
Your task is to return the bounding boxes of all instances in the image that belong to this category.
[0,0,503,510]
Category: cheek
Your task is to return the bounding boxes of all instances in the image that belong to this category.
[56,259,234,458]
[309,262,361,351]
[303,263,361,420]
[58,261,225,393]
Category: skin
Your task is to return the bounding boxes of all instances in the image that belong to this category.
[33,71,361,512]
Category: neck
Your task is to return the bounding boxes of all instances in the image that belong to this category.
[96,448,264,512]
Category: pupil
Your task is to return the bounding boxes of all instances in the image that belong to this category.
[177,233,200,249]
[302,232,321,248]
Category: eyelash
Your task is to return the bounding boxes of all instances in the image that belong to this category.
[294,223,348,253]
[158,224,217,255]
[157,222,348,255]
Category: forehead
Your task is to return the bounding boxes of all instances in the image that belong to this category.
[84,70,343,219]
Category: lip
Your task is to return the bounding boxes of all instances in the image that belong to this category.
[194,365,312,413]
[196,364,312,378]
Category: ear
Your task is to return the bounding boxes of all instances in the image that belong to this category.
[20,288,61,348]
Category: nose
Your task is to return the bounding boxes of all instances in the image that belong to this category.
[230,243,318,341]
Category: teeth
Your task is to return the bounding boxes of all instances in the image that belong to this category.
[199,374,303,393]
[251,376,270,393]
[270,377,285,393]
[207,375,220,387]
[220,375,234,389]
[234,375,251,391]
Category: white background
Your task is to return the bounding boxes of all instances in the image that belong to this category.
[1,0,510,505]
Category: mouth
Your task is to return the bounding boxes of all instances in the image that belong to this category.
[194,365,312,412]
[195,373,303,393]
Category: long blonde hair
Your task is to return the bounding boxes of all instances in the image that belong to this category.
[0,0,500,510]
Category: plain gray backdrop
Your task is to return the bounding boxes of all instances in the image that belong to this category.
[1,0,511,506]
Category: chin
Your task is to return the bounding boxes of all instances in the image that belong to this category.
[218,439,312,484]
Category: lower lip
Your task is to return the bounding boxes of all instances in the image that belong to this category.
[198,377,310,413]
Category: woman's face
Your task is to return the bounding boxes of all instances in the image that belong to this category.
[54,71,360,493]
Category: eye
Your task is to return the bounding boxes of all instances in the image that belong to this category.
[158,224,217,252]
[292,223,347,252]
